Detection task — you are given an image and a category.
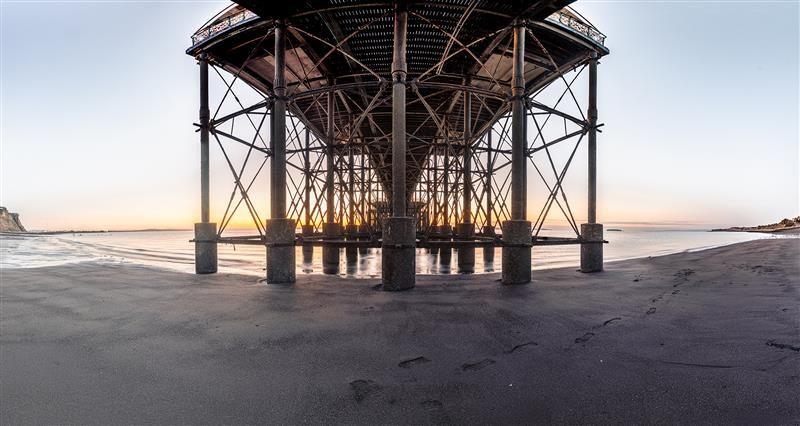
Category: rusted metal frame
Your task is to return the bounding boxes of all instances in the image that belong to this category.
[526,28,587,123]
[528,153,579,237]
[529,105,580,234]
[413,81,507,101]
[416,24,511,84]
[527,128,585,155]
[218,157,268,236]
[209,28,274,122]
[436,0,478,75]
[211,128,271,156]
[215,108,268,234]
[527,66,588,148]
[531,133,584,237]
[212,132,266,237]
[289,13,390,94]
[211,66,271,149]
[210,99,270,128]
[289,25,384,82]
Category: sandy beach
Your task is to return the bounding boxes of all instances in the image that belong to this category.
[2,238,798,424]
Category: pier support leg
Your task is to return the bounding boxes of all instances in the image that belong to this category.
[301,224,314,264]
[502,22,531,285]
[358,224,369,255]
[345,224,358,262]
[382,4,415,291]
[195,55,217,274]
[323,222,342,274]
[502,220,531,285]
[265,21,295,284]
[482,225,495,266]
[581,52,603,273]
[194,222,218,274]
[581,223,603,273]
[382,217,415,290]
[265,218,296,284]
[457,223,475,273]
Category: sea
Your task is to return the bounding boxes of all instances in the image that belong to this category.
[1,226,793,278]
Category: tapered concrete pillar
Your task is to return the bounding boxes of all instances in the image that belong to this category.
[195,55,218,274]
[301,224,314,264]
[265,20,295,284]
[581,51,603,272]
[194,222,217,274]
[482,224,495,265]
[323,222,342,274]
[345,224,358,262]
[502,22,531,285]
[382,4,415,291]
[456,223,475,273]
[502,220,531,284]
[358,224,369,255]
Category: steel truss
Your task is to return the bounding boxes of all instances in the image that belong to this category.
[197,19,600,250]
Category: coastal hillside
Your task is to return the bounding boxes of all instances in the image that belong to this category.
[713,216,800,233]
[0,207,26,232]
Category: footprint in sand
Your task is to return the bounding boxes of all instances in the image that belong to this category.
[574,332,595,344]
[421,399,443,408]
[504,341,538,354]
[349,379,381,402]
[646,307,657,315]
[461,358,495,371]
[399,356,431,368]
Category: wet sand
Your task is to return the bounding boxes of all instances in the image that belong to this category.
[2,239,798,424]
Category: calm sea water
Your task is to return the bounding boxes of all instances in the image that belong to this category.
[1,227,791,278]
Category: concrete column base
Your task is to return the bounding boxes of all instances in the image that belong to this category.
[382,217,415,291]
[482,225,497,237]
[358,224,370,255]
[194,222,218,274]
[438,224,452,237]
[322,222,342,274]
[456,222,475,274]
[345,224,358,259]
[502,220,531,285]
[301,224,314,264]
[580,223,604,273]
[265,218,296,284]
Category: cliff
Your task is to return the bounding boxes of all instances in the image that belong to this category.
[0,207,26,232]
[712,216,800,234]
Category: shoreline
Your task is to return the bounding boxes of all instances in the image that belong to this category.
[2,229,785,279]
[2,238,798,423]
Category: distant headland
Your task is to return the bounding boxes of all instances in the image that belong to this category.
[0,207,26,232]
[712,216,800,234]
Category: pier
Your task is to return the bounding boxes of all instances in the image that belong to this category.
[186,0,609,288]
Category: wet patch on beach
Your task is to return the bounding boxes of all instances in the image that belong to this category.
[350,379,382,402]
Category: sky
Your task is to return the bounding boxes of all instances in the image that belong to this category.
[1,0,798,231]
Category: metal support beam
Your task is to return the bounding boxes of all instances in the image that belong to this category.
[195,54,218,275]
[462,90,472,224]
[391,4,408,217]
[587,52,598,224]
[271,21,287,219]
[200,57,210,223]
[383,2,415,291]
[265,20,295,284]
[510,22,526,221]
[485,129,493,232]
[581,51,603,273]
[502,21,531,285]
[326,90,336,223]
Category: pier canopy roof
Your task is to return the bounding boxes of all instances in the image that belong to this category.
[187,0,608,194]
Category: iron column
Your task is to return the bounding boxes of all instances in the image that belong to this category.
[457,89,474,273]
[510,23,526,221]
[581,51,603,272]
[391,5,408,217]
[265,20,296,284]
[323,88,341,273]
[502,21,531,285]
[195,53,218,274]
[382,2,415,291]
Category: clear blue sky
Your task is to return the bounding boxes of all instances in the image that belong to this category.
[1,0,798,230]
